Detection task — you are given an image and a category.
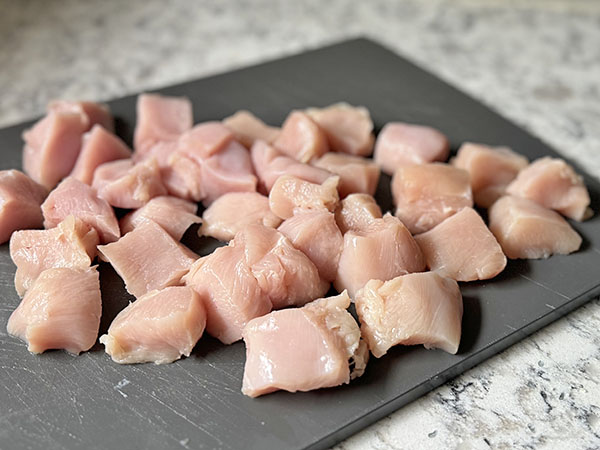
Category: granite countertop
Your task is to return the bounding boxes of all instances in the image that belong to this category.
[1,0,599,448]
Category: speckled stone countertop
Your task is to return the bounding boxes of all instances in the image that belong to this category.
[1,0,599,448]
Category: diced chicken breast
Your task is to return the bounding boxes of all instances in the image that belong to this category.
[415,207,506,281]
[335,213,426,298]
[49,100,114,132]
[241,291,368,397]
[161,152,205,202]
[278,210,343,282]
[312,152,380,197]
[177,122,234,162]
[98,221,196,298]
[199,192,282,242]
[273,111,329,163]
[392,163,473,234]
[70,125,132,185]
[334,193,382,234]
[134,140,179,167]
[269,175,340,220]
[7,267,101,354]
[374,122,450,175]
[306,103,374,156]
[10,216,99,297]
[452,142,529,208]
[120,196,201,241]
[506,157,591,221]
[0,170,47,244]
[355,272,463,357]
[223,110,281,148]
[100,286,206,364]
[41,177,120,244]
[488,195,582,259]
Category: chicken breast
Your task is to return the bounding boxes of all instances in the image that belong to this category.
[120,196,201,241]
[488,195,582,259]
[161,152,205,202]
[312,152,380,197]
[177,122,234,161]
[269,175,340,220]
[48,100,114,133]
[374,122,450,175]
[7,267,101,355]
[392,163,473,234]
[10,216,99,297]
[41,177,120,244]
[355,272,463,357]
[100,286,206,364]
[223,110,281,148]
[241,291,368,397]
[451,142,529,208]
[506,157,591,221]
[334,193,382,234]
[273,111,329,163]
[415,207,507,281]
[199,192,282,242]
[335,213,426,298]
[0,170,47,244]
[98,221,196,298]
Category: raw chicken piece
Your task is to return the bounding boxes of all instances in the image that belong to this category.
[334,193,382,234]
[506,157,591,221]
[100,286,206,364]
[273,111,329,163]
[177,122,234,161]
[10,216,99,297]
[7,267,101,354]
[0,170,47,244]
[355,272,463,357]
[134,140,178,167]
[42,177,120,244]
[133,93,193,155]
[335,213,426,298]
[241,291,368,397]
[251,140,331,192]
[415,207,506,281]
[23,110,89,189]
[312,152,380,197]
[278,209,343,282]
[306,103,374,156]
[120,196,201,241]
[488,195,582,259]
[70,125,132,184]
[452,142,529,208]
[199,192,281,241]
[374,122,450,175]
[92,158,167,209]
[223,110,280,148]
[269,175,340,220]
[98,221,196,298]
[392,163,473,234]
[48,100,114,132]
[161,152,204,202]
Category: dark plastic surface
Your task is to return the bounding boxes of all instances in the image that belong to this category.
[1,38,599,450]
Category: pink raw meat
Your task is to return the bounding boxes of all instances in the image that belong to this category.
[273,111,329,163]
[161,152,205,202]
[49,100,114,132]
[312,152,380,197]
[223,110,280,148]
[177,122,234,162]
[334,193,382,234]
[269,175,340,220]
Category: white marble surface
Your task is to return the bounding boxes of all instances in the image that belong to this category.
[1,0,599,448]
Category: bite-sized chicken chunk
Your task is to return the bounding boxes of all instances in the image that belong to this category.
[242,291,368,397]
[355,272,463,357]
[98,221,196,298]
[10,216,99,297]
[306,103,374,156]
[177,122,234,161]
[335,213,426,298]
[199,192,281,242]
[506,157,591,221]
[161,152,204,202]
[415,207,506,281]
[278,209,343,281]
[7,267,101,355]
[273,111,329,163]
[312,152,380,197]
[223,110,281,148]
[452,142,528,208]
[120,196,201,241]
[488,195,582,259]
[269,175,340,220]
[48,100,114,132]
[134,140,178,167]
[100,286,206,364]
[42,177,120,244]
[335,193,383,234]
[392,163,473,234]
[70,125,132,185]
[0,170,47,244]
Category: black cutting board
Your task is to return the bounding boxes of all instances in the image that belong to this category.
[1,38,599,450]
